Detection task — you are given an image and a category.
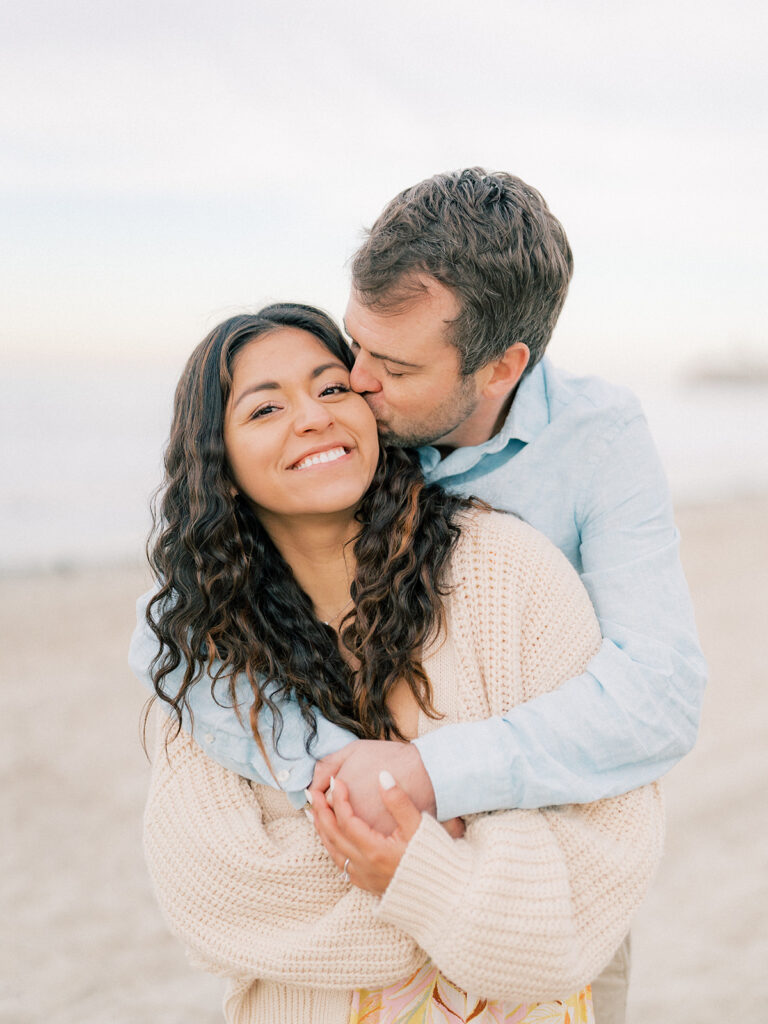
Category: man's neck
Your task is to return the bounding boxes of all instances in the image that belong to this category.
[433,388,516,455]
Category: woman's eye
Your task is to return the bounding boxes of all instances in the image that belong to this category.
[249,403,279,419]
[320,383,350,396]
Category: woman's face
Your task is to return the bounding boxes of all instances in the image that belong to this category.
[223,327,380,525]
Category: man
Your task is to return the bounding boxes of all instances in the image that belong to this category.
[130,168,706,1021]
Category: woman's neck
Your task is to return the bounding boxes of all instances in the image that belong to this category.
[258,510,358,624]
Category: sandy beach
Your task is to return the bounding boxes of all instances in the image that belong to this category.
[2,495,766,1023]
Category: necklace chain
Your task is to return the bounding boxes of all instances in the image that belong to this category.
[321,597,354,626]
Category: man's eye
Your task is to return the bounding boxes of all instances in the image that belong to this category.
[383,365,405,378]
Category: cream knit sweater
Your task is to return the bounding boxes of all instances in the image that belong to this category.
[144,511,664,1024]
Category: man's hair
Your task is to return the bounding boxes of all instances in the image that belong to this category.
[351,168,573,375]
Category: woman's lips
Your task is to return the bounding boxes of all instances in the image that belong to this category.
[290,446,350,471]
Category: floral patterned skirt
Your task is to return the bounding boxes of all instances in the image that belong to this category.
[350,963,593,1024]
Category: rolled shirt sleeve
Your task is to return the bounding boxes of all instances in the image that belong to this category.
[414,411,707,819]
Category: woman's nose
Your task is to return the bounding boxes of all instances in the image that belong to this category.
[294,395,334,432]
[350,353,382,394]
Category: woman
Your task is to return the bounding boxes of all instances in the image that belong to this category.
[142,303,663,1024]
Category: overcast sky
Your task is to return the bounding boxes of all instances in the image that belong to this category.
[2,0,766,383]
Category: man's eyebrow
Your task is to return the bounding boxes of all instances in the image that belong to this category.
[343,321,422,369]
[231,361,345,410]
[370,351,422,369]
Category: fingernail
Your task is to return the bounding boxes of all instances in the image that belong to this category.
[379,770,396,790]
[304,788,313,805]
[304,808,313,821]
[329,776,336,792]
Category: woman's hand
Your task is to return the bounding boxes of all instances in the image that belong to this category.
[309,771,423,895]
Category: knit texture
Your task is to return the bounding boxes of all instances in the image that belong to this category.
[143,510,664,1023]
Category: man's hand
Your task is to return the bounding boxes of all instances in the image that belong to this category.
[309,739,437,835]
[309,772,423,894]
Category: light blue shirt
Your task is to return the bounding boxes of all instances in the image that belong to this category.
[129,358,706,817]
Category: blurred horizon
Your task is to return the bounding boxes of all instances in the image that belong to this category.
[2,359,767,574]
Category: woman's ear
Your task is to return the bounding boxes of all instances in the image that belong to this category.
[480,343,530,399]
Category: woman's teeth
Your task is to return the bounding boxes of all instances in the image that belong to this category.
[293,447,347,471]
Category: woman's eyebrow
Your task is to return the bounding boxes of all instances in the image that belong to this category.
[231,361,346,411]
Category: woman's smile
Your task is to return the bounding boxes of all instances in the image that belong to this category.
[289,444,352,471]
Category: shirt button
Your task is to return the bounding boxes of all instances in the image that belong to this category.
[276,769,291,783]
[204,733,214,744]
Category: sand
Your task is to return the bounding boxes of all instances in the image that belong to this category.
[2,496,766,1023]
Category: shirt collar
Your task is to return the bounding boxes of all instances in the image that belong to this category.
[498,357,550,446]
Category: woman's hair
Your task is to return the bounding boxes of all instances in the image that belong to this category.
[147,302,479,761]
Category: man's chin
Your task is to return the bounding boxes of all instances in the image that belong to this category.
[376,425,431,449]
[372,412,443,448]
[375,419,396,440]
[374,422,404,447]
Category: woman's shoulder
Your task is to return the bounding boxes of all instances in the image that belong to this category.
[446,510,601,699]
[451,507,575,582]
[448,508,596,629]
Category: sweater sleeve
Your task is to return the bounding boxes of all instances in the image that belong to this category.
[143,710,425,989]
[376,514,665,1001]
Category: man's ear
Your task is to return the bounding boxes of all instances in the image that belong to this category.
[480,343,530,398]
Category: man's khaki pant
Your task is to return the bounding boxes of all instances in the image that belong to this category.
[590,932,631,1024]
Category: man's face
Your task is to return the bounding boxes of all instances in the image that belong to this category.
[344,279,482,449]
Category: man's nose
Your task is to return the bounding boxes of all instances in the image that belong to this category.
[350,353,382,394]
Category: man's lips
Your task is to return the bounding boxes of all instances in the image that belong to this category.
[289,445,351,471]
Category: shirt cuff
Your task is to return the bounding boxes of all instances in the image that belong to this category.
[413,718,524,820]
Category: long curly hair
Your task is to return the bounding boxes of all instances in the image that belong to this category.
[147,303,479,764]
